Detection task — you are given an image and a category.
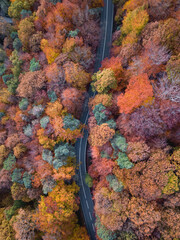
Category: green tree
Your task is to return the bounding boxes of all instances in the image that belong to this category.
[9,50,22,94]
[8,0,24,19]
[42,149,53,165]
[91,68,117,93]
[93,104,108,125]
[116,152,134,169]
[111,133,128,153]
[4,200,26,220]
[13,38,22,51]
[53,143,76,170]
[85,173,93,187]
[3,153,16,171]
[23,172,31,189]
[0,64,6,76]
[0,49,6,62]
[29,58,41,72]
[23,124,33,137]
[11,168,23,184]
[40,116,50,129]
[106,119,116,129]
[96,217,117,240]
[8,0,35,19]
[47,90,57,102]
[18,16,35,50]
[0,145,8,167]
[106,174,124,192]
[41,177,56,195]
[63,114,80,131]
[2,74,13,85]
[162,171,179,195]
[19,98,29,110]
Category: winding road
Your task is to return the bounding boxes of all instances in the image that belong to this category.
[75,1,114,239]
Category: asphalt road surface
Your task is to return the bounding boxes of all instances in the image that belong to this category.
[0,16,13,24]
[75,1,114,239]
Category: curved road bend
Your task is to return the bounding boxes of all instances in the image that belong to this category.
[75,1,114,239]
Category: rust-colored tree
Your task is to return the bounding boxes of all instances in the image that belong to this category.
[17,70,47,99]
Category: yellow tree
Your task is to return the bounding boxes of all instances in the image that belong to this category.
[34,180,80,238]
[63,61,91,90]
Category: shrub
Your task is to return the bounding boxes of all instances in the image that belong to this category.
[0,49,6,62]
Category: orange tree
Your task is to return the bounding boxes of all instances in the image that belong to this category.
[117,73,153,114]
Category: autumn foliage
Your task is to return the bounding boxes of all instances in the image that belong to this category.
[0,0,180,239]
[117,73,153,114]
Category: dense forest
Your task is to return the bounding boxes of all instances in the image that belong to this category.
[0,0,179,239]
[87,0,180,239]
[0,0,102,239]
